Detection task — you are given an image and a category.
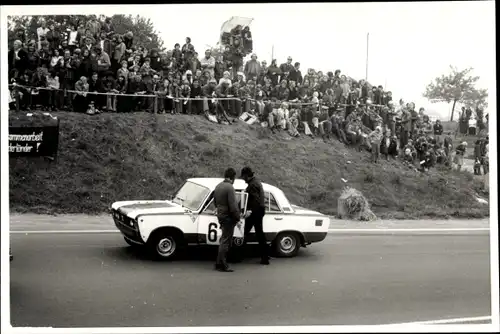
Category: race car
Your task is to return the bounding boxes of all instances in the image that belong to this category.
[110,178,330,260]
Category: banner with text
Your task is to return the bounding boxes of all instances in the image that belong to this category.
[8,125,60,158]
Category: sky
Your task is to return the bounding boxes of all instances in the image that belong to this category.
[2,2,496,120]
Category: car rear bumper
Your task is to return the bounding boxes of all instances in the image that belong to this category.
[303,232,328,243]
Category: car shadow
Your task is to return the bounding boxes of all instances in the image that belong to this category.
[105,243,317,263]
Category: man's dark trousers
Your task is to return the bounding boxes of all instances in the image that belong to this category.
[216,218,236,268]
[244,207,268,260]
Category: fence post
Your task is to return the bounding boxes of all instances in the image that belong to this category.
[154,95,158,114]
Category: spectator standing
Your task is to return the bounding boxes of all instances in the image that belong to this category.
[267,59,281,86]
[443,131,453,167]
[400,106,411,149]
[86,16,101,39]
[181,37,195,62]
[73,76,89,113]
[97,31,113,59]
[112,35,126,72]
[240,167,270,265]
[433,119,444,143]
[453,141,467,171]
[468,116,477,135]
[279,56,294,83]
[367,126,383,163]
[243,53,260,81]
[46,70,60,111]
[186,52,202,75]
[123,31,134,50]
[46,23,62,51]
[213,168,240,272]
[200,49,216,79]
[95,46,111,75]
[67,24,80,52]
[8,40,28,80]
[473,139,483,175]
[102,17,114,37]
[36,19,50,50]
[82,36,95,53]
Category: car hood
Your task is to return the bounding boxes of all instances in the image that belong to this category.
[111,200,187,220]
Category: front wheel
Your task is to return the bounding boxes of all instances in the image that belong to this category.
[147,231,183,261]
[273,232,301,258]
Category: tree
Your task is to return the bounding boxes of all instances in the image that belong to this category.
[7,14,164,51]
[423,66,488,122]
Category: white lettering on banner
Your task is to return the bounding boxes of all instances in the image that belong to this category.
[8,131,44,142]
[8,143,37,153]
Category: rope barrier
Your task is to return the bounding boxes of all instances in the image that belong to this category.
[8,83,391,109]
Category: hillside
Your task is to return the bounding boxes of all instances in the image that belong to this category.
[9,112,489,219]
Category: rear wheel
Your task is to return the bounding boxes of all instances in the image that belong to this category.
[147,230,184,261]
[273,232,301,258]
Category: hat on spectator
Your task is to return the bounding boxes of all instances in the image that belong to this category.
[251,53,257,59]
[237,71,244,77]
[185,70,193,75]
[209,79,217,83]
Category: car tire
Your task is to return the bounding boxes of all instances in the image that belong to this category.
[147,230,183,261]
[273,232,301,258]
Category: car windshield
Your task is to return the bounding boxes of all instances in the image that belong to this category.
[171,181,211,211]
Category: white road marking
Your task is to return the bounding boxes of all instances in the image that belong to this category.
[329,228,490,232]
[382,315,492,325]
[9,227,490,234]
[10,230,120,234]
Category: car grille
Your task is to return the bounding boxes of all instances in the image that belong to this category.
[112,209,137,231]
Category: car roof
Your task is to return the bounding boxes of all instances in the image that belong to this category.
[187,177,279,193]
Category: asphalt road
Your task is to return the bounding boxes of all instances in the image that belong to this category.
[9,228,491,327]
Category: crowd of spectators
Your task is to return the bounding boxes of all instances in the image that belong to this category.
[7,15,489,174]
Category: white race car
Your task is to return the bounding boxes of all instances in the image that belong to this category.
[111,178,330,260]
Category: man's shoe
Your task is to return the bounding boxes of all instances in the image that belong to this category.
[217,265,234,272]
[260,258,270,265]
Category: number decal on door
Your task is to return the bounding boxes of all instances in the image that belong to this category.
[208,222,218,242]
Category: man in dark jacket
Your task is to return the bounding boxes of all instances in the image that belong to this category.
[433,119,444,143]
[213,168,241,272]
[8,40,29,80]
[241,167,270,265]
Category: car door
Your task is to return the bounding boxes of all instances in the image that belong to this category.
[262,191,285,238]
[197,191,248,245]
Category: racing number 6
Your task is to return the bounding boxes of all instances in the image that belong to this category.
[208,223,218,242]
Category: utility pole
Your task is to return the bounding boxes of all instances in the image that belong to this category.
[271,45,274,62]
[365,33,369,81]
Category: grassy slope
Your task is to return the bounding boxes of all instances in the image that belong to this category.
[9,112,489,219]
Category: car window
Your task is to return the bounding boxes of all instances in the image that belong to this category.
[264,192,281,212]
[203,199,216,215]
[172,181,211,211]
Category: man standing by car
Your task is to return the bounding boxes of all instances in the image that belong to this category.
[241,167,270,265]
[213,168,241,272]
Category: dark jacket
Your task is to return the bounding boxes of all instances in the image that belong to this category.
[8,48,29,76]
[213,179,241,223]
[433,123,443,135]
[245,176,265,211]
